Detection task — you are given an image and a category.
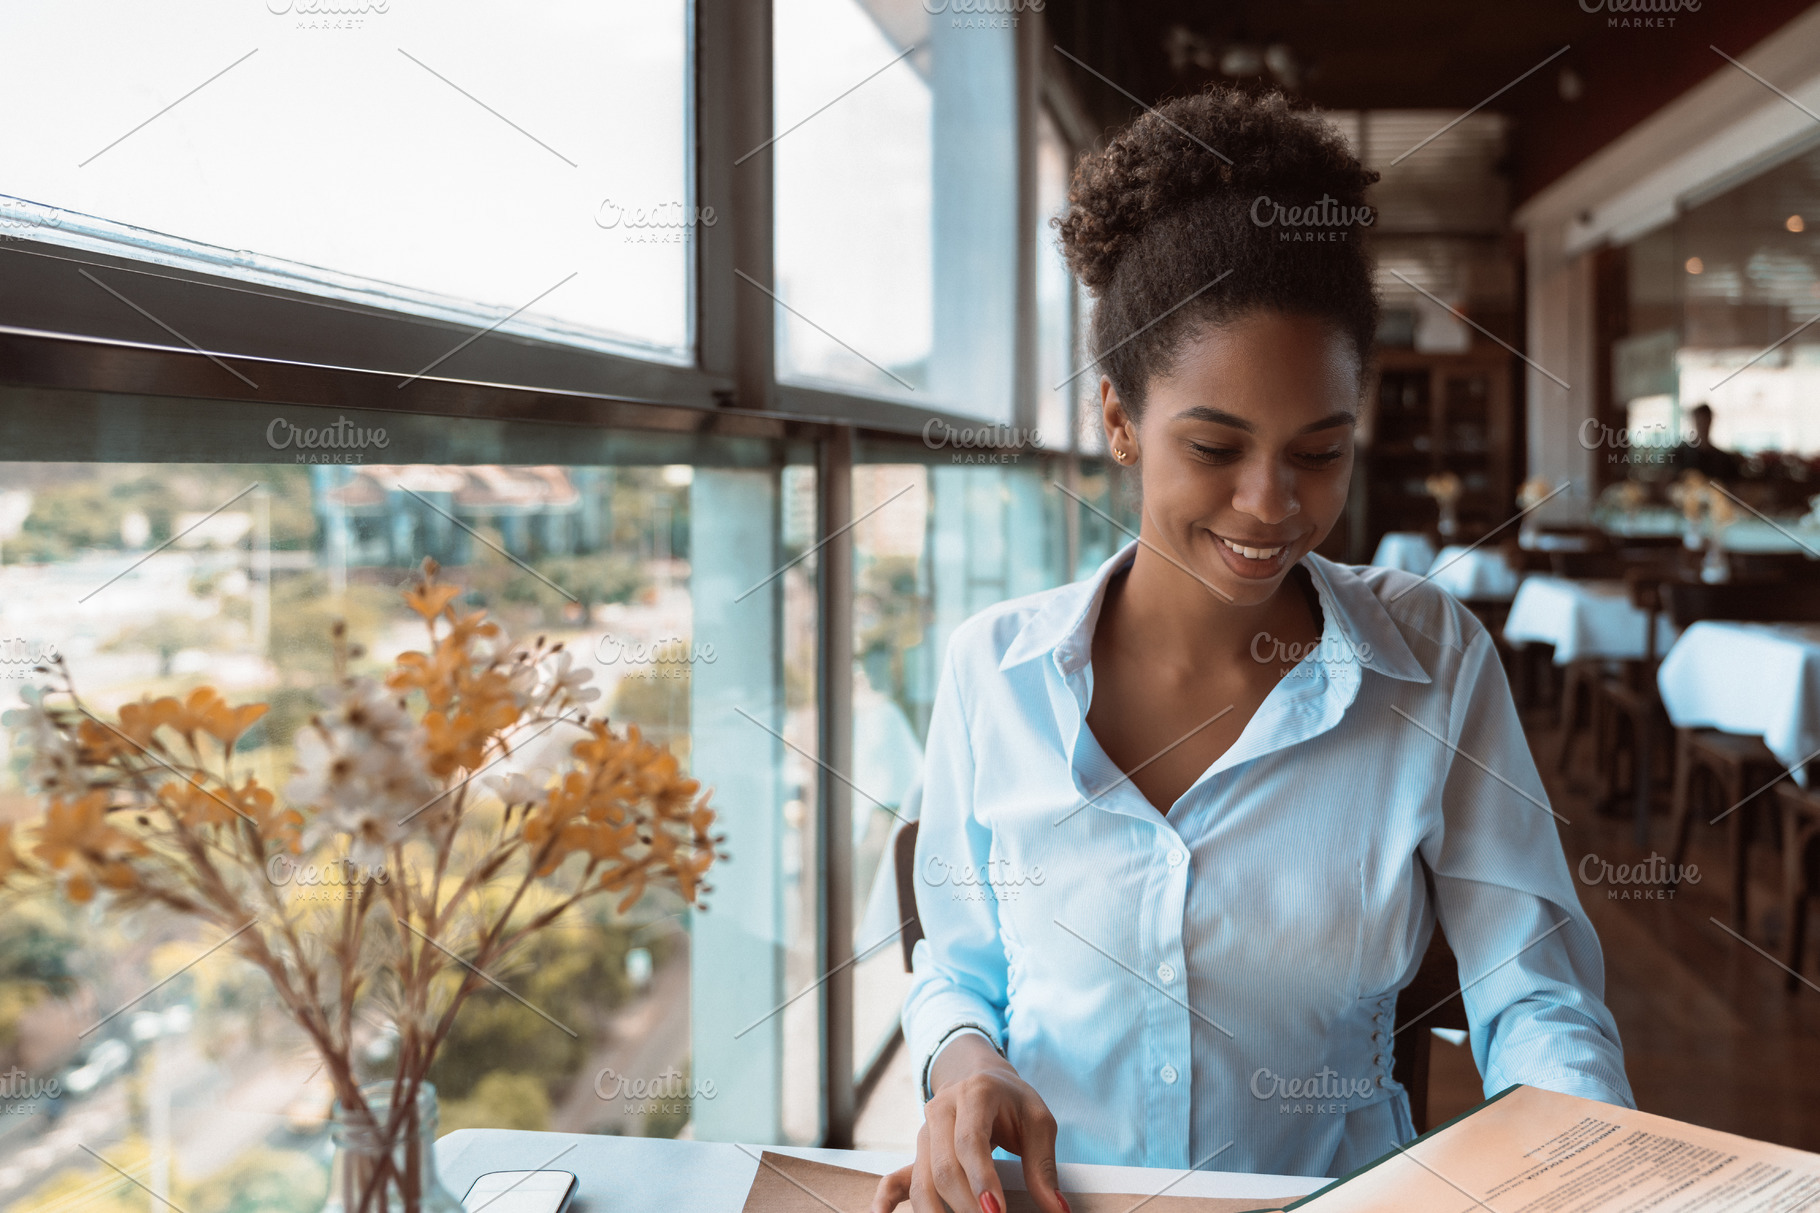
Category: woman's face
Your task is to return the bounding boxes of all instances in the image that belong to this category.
[1102,310,1361,608]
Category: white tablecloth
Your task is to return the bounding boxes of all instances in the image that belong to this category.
[1596,508,1820,555]
[1426,545,1522,601]
[1372,531,1435,574]
[1502,576,1679,664]
[1657,620,1820,785]
[434,1131,1325,1211]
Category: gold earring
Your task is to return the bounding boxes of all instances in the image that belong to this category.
[1114,447,1127,462]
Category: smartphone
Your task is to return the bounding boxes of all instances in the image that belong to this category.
[460,1169,579,1213]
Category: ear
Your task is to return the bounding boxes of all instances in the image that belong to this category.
[1100,378,1138,464]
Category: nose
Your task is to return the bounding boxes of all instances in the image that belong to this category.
[1229,455,1300,527]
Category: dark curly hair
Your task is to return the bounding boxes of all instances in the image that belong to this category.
[1057,86,1380,416]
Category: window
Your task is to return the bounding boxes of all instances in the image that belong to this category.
[0,0,693,361]
[774,0,1018,421]
[0,389,820,1204]
[847,446,1074,1110]
[1035,109,1078,452]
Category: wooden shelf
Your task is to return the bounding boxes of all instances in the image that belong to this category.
[1360,346,1514,559]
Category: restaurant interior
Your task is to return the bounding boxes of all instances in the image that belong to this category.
[2,0,1820,1209]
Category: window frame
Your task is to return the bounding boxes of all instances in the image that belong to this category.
[0,0,1106,1151]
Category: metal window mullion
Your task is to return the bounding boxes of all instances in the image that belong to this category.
[1013,11,1041,436]
[817,423,856,1147]
[696,0,775,411]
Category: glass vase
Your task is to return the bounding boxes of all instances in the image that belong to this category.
[1437,501,1459,541]
[320,1081,464,1213]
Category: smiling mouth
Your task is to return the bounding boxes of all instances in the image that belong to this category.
[1218,536,1289,561]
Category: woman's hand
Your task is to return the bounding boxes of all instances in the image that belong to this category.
[870,1034,1070,1213]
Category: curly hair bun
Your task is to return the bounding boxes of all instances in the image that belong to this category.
[1057,85,1381,410]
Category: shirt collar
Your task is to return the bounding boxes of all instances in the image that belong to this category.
[998,540,1431,685]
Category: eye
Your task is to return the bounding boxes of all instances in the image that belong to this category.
[1187,442,1242,463]
[1295,449,1346,467]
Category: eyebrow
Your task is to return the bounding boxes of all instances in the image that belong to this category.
[1173,406,1358,435]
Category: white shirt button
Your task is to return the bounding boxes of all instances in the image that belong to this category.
[1160,1064,1178,1084]
[1156,962,1176,982]
[1166,850,1185,867]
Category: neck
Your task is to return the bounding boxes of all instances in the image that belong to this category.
[1105,534,1315,671]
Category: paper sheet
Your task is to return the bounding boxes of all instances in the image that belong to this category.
[1294,1085,1820,1212]
[740,1151,1297,1213]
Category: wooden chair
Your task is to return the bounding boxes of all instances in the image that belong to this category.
[893,820,1468,1128]
[1660,581,1820,930]
[1772,783,1820,994]
[1392,930,1468,1133]
[1588,569,1681,845]
[895,821,926,971]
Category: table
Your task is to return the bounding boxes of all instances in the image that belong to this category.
[434,1131,1327,1212]
[1503,576,1678,664]
[1657,621,1820,787]
[1371,531,1435,575]
[1595,508,1820,555]
[1425,545,1521,601]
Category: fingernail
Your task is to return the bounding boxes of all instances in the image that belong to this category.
[1058,1196,1073,1213]
[980,1194,1001,1213]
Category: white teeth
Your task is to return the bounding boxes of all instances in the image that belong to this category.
[1221,538,1284,561]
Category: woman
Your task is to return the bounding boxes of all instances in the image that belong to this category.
[872,88,1631,1213]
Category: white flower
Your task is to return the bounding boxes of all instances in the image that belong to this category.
[541,651,600,707]
[484,770,550,808]
[10,686,84,798]
[286,679,440,866]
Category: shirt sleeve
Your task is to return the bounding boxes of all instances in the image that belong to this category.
[901,639,1011,1101]
[1422,628,1636,1109]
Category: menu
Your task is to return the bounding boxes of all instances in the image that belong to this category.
[1282,1085,1820,1212]
[739,1150,1300,1213]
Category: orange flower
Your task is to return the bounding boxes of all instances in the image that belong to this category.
[0,824,21,885]
[31,791,145,903]
[234,777,303,854]
[101,690,268,754]
[403,558,463,621]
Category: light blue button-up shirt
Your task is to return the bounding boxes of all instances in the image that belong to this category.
[902,541,1633,1179]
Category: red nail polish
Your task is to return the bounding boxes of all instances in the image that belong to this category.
[980,1194,1002,1213]
[1058,1196,1073,1213]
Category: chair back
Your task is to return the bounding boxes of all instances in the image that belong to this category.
[1393,929,1466,1133]
[896,820,925,971]
[1660,580,1820,630]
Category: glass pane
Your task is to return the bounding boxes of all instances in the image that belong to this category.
[1035,109,1077,452]
[774,0,1017,421]
[1,1,692,359]
[0,392,814,1208]
[1672,144,1820,456]
[848,452,1072,1121]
